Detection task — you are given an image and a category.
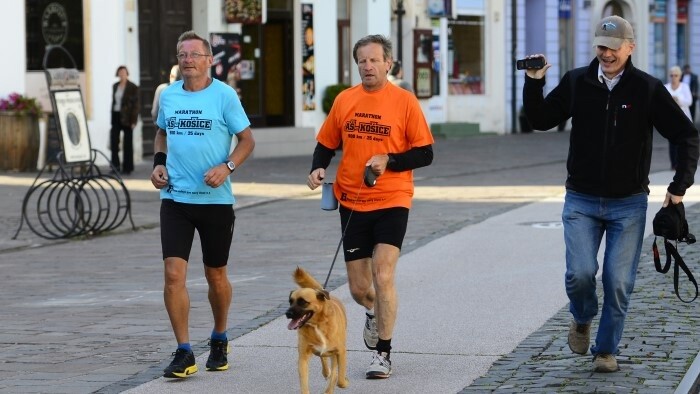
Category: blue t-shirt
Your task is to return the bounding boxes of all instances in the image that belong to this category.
[156,79,250,204]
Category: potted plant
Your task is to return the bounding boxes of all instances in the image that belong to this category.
[322,84,350,114]
[0,92,43,171]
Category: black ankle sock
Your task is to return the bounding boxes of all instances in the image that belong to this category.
[376,338,392,356]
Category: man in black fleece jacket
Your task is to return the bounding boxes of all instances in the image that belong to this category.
[522,15,698,373]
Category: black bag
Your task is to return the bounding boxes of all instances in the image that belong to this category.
[652,202,698,302]
[653,202,693,242]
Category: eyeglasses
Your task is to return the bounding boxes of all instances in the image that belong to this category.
[176,52,210,60]
[670,74,681,77]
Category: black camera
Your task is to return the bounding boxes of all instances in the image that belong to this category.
[516,57,546,70]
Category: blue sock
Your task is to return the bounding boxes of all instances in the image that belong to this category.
[177,343,192,352]
[211,330,227,341]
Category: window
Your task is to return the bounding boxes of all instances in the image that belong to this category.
[447,15,484,95]
[26,0,84,70]
[650,0,667,80]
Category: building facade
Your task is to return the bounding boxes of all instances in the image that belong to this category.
[1,0,699,168]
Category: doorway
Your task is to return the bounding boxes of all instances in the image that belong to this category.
[137,0,192,155]
[240,14,294,128]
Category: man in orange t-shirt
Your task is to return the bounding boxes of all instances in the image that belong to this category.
[307,34,434,380]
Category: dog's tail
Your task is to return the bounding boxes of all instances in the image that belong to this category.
[293,266,323,290]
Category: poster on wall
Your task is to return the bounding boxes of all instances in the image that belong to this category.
[413,29,433,99]
[224,0,267,24]
[51,90,91,163]
[210,33,243,95]
[301,4,315,111]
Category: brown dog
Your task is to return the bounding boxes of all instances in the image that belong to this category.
[286,267,349,394]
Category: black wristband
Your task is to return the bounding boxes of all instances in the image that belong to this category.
[153,152,167,168]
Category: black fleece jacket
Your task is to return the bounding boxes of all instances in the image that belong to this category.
[524,58,699,197]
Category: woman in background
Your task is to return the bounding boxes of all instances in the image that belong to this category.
[111,65,140,175]
[665,65,693,170]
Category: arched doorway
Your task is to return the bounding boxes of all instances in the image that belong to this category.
[602,1,624,17]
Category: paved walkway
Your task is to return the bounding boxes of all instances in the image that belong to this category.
[0,131,699,393]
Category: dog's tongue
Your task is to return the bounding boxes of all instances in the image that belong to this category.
[288,318,302,330]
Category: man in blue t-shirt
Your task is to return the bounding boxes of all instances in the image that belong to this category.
[150,30,255,379]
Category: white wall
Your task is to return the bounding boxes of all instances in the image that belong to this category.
[296,0,338,130]
[88,0,141,165]
[350,0,392,86]
[0,1,25,98]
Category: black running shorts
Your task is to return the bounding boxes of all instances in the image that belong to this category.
[339,205,409,261]
[160,199,235,268]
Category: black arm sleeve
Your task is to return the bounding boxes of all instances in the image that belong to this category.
[386,145,433,172]
[310,142,336,173]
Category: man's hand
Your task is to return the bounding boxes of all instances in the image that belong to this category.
[663,192,683,207]
[524,54,552,80]
[366,154,390,176]
[307,168,326,190]
[151,165,169,189]
[203,164,231,188]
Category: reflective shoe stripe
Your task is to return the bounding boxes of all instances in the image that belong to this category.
[165,365,198,378]
[206,363,229,371]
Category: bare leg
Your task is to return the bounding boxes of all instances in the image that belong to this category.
[204,265,232,333]
[346,257,375,309]
[164,257,190,344]
[372,244,400,340]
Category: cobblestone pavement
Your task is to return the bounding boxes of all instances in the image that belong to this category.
[461,204,700,393]
[0,131,698,393]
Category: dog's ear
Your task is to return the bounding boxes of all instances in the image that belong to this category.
[316,289,330,301]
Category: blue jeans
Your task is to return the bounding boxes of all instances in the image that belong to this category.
[562,190,648,355]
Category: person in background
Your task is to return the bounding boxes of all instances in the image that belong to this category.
[151,30,255,379]
[522,15,698,373]
[151,65,180,121]
[110,65,139,175]
[307,34,433,380]
[682,64,699,122]
[387,60,414,93]
[665,65,694,170]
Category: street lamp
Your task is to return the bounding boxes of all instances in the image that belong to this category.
[394,0,405,63]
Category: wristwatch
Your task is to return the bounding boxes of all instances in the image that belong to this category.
[224,160,236,173]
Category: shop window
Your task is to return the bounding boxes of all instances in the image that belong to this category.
[447,15,484,95]
[650,0,667,80]
[26,0,84,71]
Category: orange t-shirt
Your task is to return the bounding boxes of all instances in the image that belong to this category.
[317,82,434,211]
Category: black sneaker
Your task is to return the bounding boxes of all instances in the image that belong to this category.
[163,348,198,378]
[206,338,230,371]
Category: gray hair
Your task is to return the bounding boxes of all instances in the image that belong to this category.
[352,35,393,64]
[176,30,212,55]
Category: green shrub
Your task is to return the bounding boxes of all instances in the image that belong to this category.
[322,84,350,114]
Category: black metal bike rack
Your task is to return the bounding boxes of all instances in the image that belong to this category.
[12,46,135,240]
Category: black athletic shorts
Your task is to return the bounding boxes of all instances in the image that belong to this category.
[339,205,409,261]
[160,199,235,268]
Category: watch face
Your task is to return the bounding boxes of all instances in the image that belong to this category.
[227,161,235,171]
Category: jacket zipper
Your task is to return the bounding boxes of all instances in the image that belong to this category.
[602,93,612,184]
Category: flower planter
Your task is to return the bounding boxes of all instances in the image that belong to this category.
[0,112,40,171]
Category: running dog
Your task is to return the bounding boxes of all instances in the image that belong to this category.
[286,267,349,394]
